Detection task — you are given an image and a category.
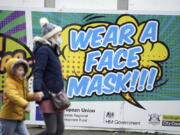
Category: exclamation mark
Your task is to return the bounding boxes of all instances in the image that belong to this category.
[146,67,158,91]
[138,68,148,91]
[129,69,140,92]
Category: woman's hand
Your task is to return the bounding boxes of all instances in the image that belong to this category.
[34,92,44,101]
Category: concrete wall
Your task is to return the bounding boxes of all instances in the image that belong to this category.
[55,0,180,11]
[55,0,118,10]
[129,0,180,11]
[0,0,44,8]
[0,0,180,11]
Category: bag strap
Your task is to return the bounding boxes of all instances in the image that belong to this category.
[42,81,53,95]
[42,81,65,94]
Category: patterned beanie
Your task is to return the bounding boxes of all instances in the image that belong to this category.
[40,17,62,39]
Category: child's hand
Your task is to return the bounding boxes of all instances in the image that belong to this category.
[25,104,31,113]
[34,92,44,101]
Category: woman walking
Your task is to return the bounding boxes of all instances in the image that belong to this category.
[33,17,64,135]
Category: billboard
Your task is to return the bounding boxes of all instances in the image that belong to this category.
[0,9,180,134]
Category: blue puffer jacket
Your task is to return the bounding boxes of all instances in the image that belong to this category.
[33,37,64,100]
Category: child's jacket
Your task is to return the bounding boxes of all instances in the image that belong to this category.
[0,58,34,120]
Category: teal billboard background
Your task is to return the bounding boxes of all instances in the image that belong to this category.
[32,11,180,105]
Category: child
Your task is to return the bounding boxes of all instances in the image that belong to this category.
[0,58,43,135]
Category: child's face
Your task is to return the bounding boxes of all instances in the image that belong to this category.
[15,66,25,80]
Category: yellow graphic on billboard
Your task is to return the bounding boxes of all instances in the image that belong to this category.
[59,15,169,109]
[0,33,34,92]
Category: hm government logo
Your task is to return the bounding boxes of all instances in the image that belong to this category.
[105,112,115,119]
[148,113,161,126]
[103,112,115,124]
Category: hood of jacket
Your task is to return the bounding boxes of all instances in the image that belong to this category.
[6,58,29,80]
[33,36,51,53]
[33,36,60,56]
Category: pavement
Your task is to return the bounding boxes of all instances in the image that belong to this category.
[28,126,171,135]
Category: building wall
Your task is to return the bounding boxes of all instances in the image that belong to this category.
[129,0,180,11]
[55,0,118,10]
[0,0,179,11]
[0,0,44,8]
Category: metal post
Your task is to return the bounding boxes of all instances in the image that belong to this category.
[117,0,129,10]
[44,0,55,8]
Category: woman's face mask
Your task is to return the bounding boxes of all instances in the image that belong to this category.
[56,37,62,46]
